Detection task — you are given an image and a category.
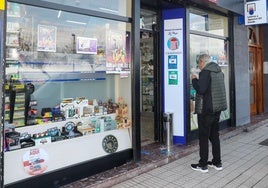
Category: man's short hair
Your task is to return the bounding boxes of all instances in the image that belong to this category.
[198,54,211,66]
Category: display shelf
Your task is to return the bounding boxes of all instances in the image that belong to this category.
[5,83,26,127]
[6,58,19,61]
[6,20,20,79]
[7,30,20,33]
[13,113,116,134]
[4,127,131,185]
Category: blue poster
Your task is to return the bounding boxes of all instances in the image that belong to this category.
[168,55,178,69]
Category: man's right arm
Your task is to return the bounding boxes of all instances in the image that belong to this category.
[192,70,210,95]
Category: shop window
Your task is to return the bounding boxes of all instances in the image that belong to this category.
[4,2,132,185]
[189,8,228,37]
[189,8,230,131]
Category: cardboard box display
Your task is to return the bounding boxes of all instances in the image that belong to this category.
[33,136,52,145]
[77,125,95,135]
[73,99,88,117]
[5,131,21,151]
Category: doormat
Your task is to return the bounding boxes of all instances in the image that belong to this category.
[259,138,268,146]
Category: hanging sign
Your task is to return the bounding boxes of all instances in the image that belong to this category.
[245,0,268,25]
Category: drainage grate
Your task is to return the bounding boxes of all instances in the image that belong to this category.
[259,139,268,146]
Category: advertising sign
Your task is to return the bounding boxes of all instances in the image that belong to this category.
[245,0,268,25]
[23,148,49,176]
[76,37,97,54]
[163,8,186,144]
[37,25,57,52]
[106,30,131,74]
[0,0,5,10]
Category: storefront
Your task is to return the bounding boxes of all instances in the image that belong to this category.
[1,0,135,187]
[0,0,249,187]
[140,1,235,144]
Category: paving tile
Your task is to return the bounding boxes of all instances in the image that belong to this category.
[252,174,268,188]
[60,114,268,188]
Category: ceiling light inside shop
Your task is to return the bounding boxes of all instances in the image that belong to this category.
[57,10,62,18]
[66,20,86,25]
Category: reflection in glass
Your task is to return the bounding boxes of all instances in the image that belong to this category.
[35,0,132,17]
[189,35,230,131]
[249,52,254,104]
[5,2,132,126]
[190,8,228,37]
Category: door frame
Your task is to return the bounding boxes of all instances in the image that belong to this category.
[140,8,161,144]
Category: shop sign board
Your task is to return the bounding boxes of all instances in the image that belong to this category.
[163,8,186,144]
[0,0,5,10]
[245,0,268,25]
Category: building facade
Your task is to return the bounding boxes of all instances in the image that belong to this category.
[1,0,265,187]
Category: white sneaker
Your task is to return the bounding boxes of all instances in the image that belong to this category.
[191,164,208,173]
[207,161,223,171]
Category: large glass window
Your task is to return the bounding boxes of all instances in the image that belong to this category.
[4,2,132,185]
[189,8,228,37]
[189,9,230,131]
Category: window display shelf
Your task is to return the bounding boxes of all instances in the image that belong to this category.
[6,20,20,78]
[7,30,20,33]
[6,44,19,47]
[4,127,131,185]
[12,113,116,134]
[6,58,19,61]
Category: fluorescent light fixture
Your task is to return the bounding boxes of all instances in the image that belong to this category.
[99,7,118,13]
[57,10,61,18]
[66,20,86,25]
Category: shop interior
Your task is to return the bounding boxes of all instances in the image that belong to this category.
[140,9,158,144]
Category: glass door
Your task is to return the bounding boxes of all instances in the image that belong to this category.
[249,46,257,115]
[140,9,157,144]
[140,31,154,143]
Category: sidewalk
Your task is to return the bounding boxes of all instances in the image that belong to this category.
[112,122,268,188]
[62,114,268,188]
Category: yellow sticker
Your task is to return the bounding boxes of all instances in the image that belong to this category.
[0,1,5,10]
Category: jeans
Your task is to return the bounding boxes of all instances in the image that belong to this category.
[197,112,221,167]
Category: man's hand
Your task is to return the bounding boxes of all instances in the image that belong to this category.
[191,74,197,79]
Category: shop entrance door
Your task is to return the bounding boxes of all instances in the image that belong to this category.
[140,31,155,144]
[248,26,264,115]
[140,9,158,144]
[249,46,257,115]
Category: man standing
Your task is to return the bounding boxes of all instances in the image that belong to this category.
[191,54,227,173]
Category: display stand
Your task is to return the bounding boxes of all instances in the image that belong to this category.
[4,117,131,185]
